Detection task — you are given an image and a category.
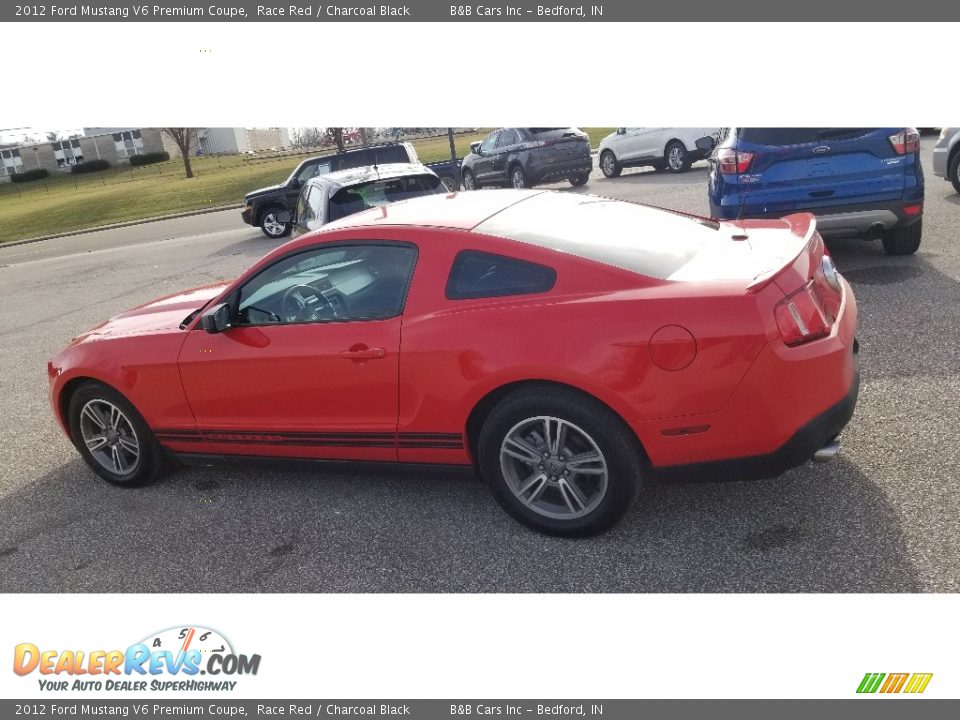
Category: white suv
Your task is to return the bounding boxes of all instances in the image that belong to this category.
[598,127,718,177]
[932,128,960,193]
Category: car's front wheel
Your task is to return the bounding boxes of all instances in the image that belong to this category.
[600,150,621,178]
[67,381,169,487]
[881,219,922,255]
[949,151,960,194]
[664,141,691,172]
[461,169,477,191]
[477,387,642,536]
[260,207,291,239]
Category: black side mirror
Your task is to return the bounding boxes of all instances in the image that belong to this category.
[470,142,482,156]
[275,210,293,223]
[695,135,716,151]
[199,302,232,333]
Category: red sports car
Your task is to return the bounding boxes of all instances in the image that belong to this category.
[48,189,859,536]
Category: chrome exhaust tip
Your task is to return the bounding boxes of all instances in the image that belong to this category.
[813,439,840,463]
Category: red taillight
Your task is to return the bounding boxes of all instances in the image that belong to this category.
[717,148,754,174]
[888,128,920,154]
[774,280,832,347]
[903,203,922,216]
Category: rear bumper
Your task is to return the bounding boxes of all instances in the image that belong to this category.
[932,143,951,178]
[712,199,922,236]
[530,157,593,184]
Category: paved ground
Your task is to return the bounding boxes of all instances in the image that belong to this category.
[2,137,958,592]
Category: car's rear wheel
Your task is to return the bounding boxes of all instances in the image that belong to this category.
[600,150,621,178]
[461,169,477,191]
[510,165,530,189]
[664,141,691,172]
[949,151,960,194]
[477,387,642,536]
[260,207,291,239]
[569,174,589,187]
[68,382,169,487]
[881,219,922,256]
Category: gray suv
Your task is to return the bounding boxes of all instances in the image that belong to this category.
[933,127,960,193]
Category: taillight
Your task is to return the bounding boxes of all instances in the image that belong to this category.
[888,128,920,154]
[775,281,832,347]
[716,148,754,174]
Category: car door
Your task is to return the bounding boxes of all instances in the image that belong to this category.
[491,128,520,181]
[177,241,418,462]
[473,130,500,183]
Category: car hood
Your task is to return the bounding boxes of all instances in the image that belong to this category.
[244,183,288,202]
[70,281,231,343]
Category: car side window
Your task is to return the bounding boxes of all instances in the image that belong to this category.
[445,250,556,300]
[480,132,499,153]
[236,243,417,326]
[496,130,518,148]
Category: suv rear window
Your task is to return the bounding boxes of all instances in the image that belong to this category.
[328,174,444,222]
[737,128,878,145]
[474,192,716,280]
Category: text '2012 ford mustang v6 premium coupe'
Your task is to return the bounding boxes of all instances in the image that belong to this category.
[48,189,859,536]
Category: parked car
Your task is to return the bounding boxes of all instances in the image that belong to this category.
[241,142,460,238]
[460,128,592,190]
[285,163,447,237]
[597,127,718,177]
[708,128,925,255]
[932,127,960,193]
[48,189,858,537]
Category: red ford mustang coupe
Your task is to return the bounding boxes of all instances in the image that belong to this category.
[48,189,858,536]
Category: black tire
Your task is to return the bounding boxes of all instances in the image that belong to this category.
[949,151,960,194]
[881,219,922,256]
[599,150,622,178]
[509,165,530,189]
[569,174,590,187]
[461,169,477,191]
[67,381,169,487]
[664,141,691,172]
[259,206,291,239]
[477,386,643,537]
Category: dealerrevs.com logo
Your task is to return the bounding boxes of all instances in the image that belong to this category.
[13,626,261,692]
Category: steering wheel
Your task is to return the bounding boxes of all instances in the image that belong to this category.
[281,283,338,322]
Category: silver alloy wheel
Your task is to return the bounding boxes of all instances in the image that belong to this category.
[462,171,475,190]
[511,168,525,189]
[668,145,685,170]
[79,399,140,477]
[499,416,608,520]
[262,212,286,237]
[602,152,616,176]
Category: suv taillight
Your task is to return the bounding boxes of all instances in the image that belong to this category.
[774,280,832,347]
[888,128,920,154]
[717,148,754,174]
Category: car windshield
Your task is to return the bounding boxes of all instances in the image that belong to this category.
[291,159,333,185]
[474,193,718,280]
[327,173,445,222]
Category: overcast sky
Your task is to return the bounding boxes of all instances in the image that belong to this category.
[0,127,84,145]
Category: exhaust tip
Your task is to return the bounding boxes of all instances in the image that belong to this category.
[813,439,840,463]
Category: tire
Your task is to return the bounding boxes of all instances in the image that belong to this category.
[569,174,590,187]
[600,150,622,178]
[509,165,530,189]
[881,219,922,256]
[68,381,169,487]
[664,141,691,172]
[949,151,960,194]
[477,386,643,537]
[461,169,477,191]
[259,207,291,239]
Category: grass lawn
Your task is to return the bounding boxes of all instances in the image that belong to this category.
[0,128,615,244]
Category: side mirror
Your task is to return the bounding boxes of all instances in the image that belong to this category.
[695,135,716,151]
[470,142,482,156]
[199,302,232,333]
[275,210,293,223]
[288,177,300,188]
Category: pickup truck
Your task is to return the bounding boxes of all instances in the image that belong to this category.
[241,141,461,238]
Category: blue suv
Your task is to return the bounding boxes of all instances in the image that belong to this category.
[708,128,924,255]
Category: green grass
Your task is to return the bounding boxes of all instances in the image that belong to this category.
[0,128,613,244]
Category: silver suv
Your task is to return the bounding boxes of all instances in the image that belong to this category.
[933,128,960,193]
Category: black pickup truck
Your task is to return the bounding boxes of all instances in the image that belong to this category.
[242,142,461,238]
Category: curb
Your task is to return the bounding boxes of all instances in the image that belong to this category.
[0,203,244,249]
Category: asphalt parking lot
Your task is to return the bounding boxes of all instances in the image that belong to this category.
[2,137,958,593]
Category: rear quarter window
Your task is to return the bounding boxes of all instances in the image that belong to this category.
[446,250,556,300]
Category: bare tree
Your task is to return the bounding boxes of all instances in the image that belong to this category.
[359,128,370,147]
[46,131,60,142]
[160,128,197,178]
[326,127,345,153]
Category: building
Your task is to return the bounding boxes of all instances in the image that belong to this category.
[0,128,166,181]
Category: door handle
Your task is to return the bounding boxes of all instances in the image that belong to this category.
[339,346,386,360]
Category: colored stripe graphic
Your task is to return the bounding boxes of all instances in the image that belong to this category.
[880,673,908,693]
[857,672,932,694]
[154,429,464,450]
[857,673,885,693]
[903,673,933,694]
